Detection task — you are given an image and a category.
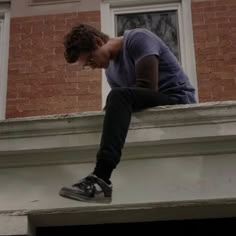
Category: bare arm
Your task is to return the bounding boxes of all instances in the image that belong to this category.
[135,55,159,91]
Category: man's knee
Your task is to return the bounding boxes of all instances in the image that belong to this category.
[109,87,128,96]
[106,88,130,102]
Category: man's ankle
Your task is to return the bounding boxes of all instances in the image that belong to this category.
[93,160,114,184]
[92,173,111,185]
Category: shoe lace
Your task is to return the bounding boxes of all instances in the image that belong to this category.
[73,176,96,191]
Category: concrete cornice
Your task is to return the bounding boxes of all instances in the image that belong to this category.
[1,101,236,136]
[1,101,236,167]
[1,101,236,232]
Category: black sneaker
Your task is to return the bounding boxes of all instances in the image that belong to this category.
[59,174,112,203]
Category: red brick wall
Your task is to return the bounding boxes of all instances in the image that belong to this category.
[192,0,236,102]
[6,11,101,118]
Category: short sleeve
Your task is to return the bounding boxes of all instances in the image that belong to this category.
[105,70,120,88]
[126,30,162,64]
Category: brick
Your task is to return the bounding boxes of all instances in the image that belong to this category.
[193,24,218,31]
[205,17,228,24]
[218,23,236,28]
[192,1,216,9]
[203,6,228,13]
[192,13,205,25]
[229,17,236,23]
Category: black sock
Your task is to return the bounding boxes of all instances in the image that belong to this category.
[93,160,114,184]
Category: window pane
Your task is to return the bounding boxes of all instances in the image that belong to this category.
[116,10,180,61]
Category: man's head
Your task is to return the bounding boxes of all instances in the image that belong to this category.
[63,24,110,68]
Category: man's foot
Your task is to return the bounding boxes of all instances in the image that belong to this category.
[59,174,112,203]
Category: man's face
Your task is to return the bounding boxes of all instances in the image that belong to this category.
[78,44,110,69]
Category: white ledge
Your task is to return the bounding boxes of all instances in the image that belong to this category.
[1,101,236,168]
[1,101,236,232]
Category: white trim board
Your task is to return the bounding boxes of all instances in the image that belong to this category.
[0,6,10,120]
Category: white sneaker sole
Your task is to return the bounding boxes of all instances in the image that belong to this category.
[59,187,112,204]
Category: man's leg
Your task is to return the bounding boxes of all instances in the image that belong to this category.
[59,87,180,202]
[93,87,180,182]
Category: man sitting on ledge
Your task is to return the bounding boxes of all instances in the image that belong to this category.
[59,24,196,203]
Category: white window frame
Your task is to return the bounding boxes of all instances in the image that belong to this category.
[0,4,10,120]
[100,0,198,107]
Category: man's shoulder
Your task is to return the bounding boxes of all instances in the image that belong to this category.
[125,28,154,37]
[124,28,162,45]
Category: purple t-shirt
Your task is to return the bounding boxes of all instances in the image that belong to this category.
[105,28,196,104]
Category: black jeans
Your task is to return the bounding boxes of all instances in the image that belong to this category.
[93,87,181,181]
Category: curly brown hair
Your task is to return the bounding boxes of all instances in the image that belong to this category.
[63,24,109,63]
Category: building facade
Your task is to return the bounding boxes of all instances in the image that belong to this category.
[0,0,236,235]
[1,0,235,119]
